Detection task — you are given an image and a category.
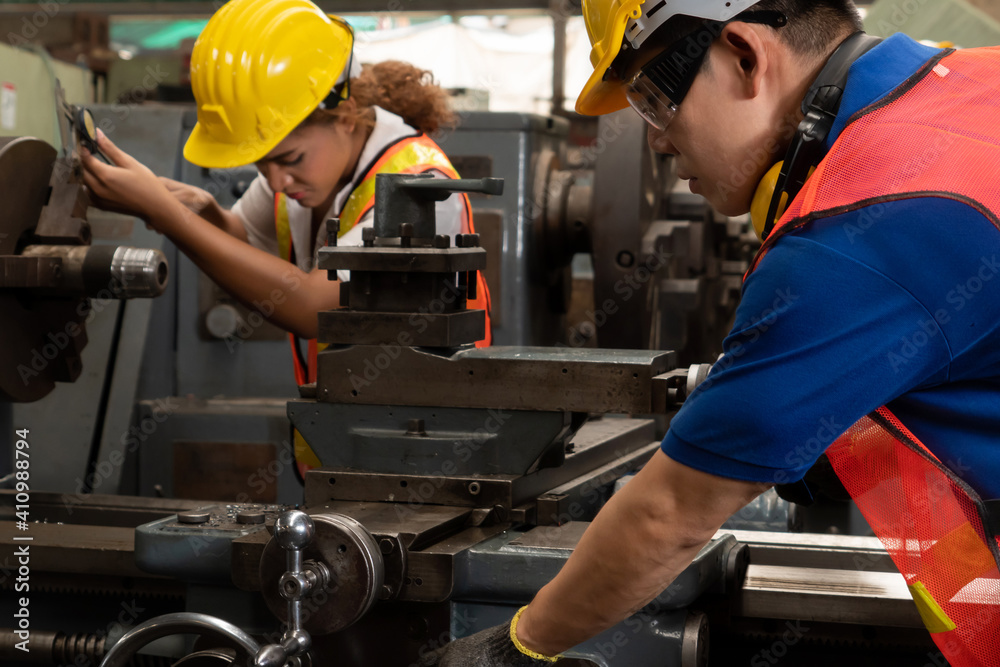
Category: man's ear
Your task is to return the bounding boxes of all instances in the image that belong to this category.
[718,22,771,98]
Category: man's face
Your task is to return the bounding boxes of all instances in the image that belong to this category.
[628,36,788,217]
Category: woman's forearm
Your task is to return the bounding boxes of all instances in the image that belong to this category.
[152,197,338,338]
[201,198,250,242]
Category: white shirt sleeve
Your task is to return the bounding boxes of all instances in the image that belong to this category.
[231,174,279,256]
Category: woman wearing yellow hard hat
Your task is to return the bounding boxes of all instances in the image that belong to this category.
[81,0,491,391]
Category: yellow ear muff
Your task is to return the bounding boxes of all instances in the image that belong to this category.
[750,161,816,241]
[750,161,787,241]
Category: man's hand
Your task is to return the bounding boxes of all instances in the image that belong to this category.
[419,614,557,667]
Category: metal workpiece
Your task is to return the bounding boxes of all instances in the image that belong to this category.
[372,173,503,241]
[260,512,385,636]
[99,613,261,667]
[315,345,676,414]
[17,244,166,297]
[105,246,169,297]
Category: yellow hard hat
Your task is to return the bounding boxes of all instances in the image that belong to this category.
[184,0,354,169]
[576,0,760,116]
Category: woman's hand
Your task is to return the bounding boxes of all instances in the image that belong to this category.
[80,129,175,223]
[160,177,216,215]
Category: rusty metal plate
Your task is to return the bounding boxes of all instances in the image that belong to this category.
[315,345,675,414]
[173,441,278,502]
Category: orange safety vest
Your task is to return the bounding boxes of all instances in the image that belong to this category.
[273,133,493,388]
[748,47,1000,665]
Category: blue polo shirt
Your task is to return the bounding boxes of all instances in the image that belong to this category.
[661,34,1000,498]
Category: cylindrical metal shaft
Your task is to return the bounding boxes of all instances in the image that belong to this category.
[0,628,106,665]
[22,245,168,298]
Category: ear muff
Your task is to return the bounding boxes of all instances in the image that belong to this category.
[751,162,786,241]
[751,161,816,241]
[748,31,883,243]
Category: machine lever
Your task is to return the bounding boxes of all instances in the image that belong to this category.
[254,510,320,667]
[394,175,505,199]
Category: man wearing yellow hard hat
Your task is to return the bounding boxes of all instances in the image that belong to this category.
[424,1,1000,664]
[81,0,490,397]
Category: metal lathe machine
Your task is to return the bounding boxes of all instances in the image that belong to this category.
[0,99,942,667]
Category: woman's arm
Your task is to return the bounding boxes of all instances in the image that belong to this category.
[159,177,248,242]
[81,130,337,339]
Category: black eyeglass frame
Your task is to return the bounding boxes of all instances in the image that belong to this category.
[622,10,788,129]
[320,16,356,111]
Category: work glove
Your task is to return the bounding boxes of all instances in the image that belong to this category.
[419,607,560,666]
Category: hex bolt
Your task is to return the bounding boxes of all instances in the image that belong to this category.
[399,223,414,248]
[326,218,340,247]
[434,234,451,249]
[362,227,376,247]
[379,538,395,554]
[467,233,480,248]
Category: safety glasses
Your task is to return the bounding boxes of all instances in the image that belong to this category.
[623,10,788,130]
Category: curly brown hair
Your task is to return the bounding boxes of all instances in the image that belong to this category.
[301,60,456,135]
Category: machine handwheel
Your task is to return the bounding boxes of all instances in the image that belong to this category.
[99,613,261,667]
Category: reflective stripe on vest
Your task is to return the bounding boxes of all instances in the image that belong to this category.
[745,46,1000,665]
[273,134,493,380]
